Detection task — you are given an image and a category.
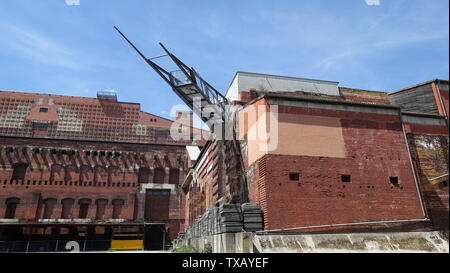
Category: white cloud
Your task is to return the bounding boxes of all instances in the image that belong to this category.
[0,22,87,70]
[365,0,380,6]
[65,0,80,6]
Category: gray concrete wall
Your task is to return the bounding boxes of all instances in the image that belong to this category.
[252,231,449,253]
[174,231,449,253]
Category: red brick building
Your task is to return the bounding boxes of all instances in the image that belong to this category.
[0,89,207,251]
[182,74,449,234]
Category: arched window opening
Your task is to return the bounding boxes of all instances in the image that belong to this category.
[5,198,20,219]
[112,199,125,219]
[43,198,57,219]
[78,199,91,219]
[95,199,108,220]
[61,198,74,219]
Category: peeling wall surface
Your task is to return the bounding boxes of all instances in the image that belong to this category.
[252,231,449,253]
[174,231,449,253]
[406,133,449,230]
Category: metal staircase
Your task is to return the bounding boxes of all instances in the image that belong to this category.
[114,26,229,131]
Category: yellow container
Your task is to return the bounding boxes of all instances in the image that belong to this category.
[111,240,143,250]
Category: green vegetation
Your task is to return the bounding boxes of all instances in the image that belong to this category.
[171,242,213,253]
[202,242,212,253]
[172,245,199,253]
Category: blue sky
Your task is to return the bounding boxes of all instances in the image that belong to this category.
[0,0,448,120]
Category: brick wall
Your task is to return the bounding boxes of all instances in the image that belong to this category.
[243,99,425,232]
[405,124,449,230]
[0,137,188,241]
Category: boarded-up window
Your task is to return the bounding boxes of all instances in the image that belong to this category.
[61,198,74,219]
[95,199,108,220]
[144,190,170,221]
[5,198,20,219]
[169,169,180,185]
[138,167,150,184]
[78,199,91,219]
[153,168,165,184]
[112,199,125,218]
[43,198,57,219]
[12,163,28,181]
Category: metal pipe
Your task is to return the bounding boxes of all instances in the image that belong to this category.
[255,218,430,234]
[422,173,449,184]
[149,54,168,60]
[435,79,449,128]
[399,110,427,217]
[114,26,148,62]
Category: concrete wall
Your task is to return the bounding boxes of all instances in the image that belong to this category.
[174,231,449,253]
[253,231,449,253]
[226,72,340,102]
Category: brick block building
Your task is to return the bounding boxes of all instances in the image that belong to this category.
[0,89,208,251]
[182,73,448,234]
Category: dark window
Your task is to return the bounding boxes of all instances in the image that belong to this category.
[12,163,28,181]
[289,173,300,181]
[33,123,49,129]
[138,167,150,184]
[39,108,48,113]
[78,199,91,219]
[5,198,20,219]
[390,177,399,186]
[153,168,165,184]
[155,129,169,136]
[341,175,351,183]
[169,169,180,185]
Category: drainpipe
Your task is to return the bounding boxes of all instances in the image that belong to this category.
[435,79,449,128]
[255,218,430,234]
[399,109,427,218]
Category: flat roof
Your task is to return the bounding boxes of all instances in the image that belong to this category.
[225,71,340,98]
[390,78,449,95]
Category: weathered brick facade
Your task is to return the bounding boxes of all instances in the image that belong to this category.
[0,90,207,249]
[403,114,449,229]
[182,78,449,235]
